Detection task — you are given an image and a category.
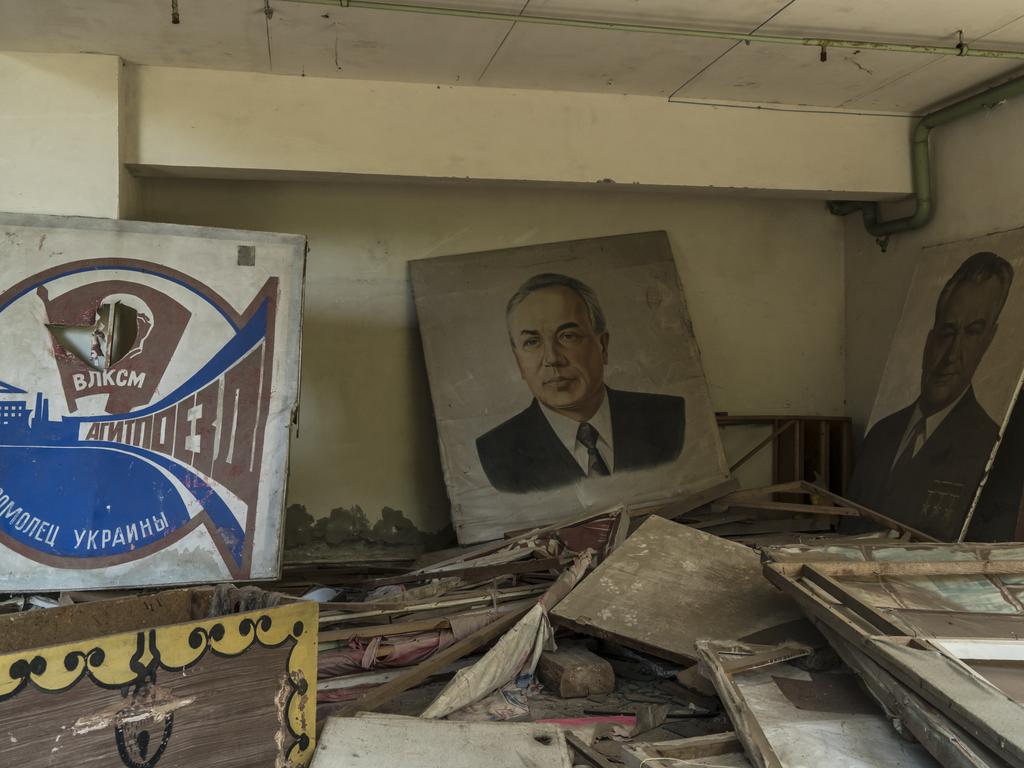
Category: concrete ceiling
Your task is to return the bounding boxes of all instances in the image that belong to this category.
[3,0,1024,113]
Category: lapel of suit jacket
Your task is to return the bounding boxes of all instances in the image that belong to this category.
[606,388,641,470]
[876,404,915,470]
[908,387,983,471]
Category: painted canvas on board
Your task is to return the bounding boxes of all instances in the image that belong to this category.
[0,213,305,589]
[411,231,732,544]
[849,228,1024,541]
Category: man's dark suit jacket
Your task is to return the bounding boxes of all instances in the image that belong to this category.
[846,386,999,540]
[476,388,685,494]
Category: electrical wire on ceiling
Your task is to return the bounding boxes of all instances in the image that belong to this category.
[278,0,1024,61]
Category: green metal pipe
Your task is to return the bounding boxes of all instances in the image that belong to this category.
[828,73,1024,246]
[281,0,1024,61]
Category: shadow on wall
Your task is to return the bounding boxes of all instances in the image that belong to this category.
[286,312,452,536]
[283,503,455,558]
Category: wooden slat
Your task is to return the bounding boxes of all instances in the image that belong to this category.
[729,420,797,474]
[334,606,530,717]
[803,559,1024,579]
[819,624,1005,768]
[319,617,451,643]
[720,481,808,504]
[357,557,561,588]
[631,478,741,520]
[622,732,744,768]
[801,566,912,636]
[718,643,813,676]
[316,585,546,625]
[724,501,857,517]
[697,643,783,768]
[565,732,621,768]
[699,517,835,537]
[800,482,937,542]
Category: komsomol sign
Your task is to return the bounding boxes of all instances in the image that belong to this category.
[0,214,305,590]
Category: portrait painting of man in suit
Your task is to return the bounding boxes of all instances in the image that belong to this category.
[476,273,686,493]
[849,250,1018,540]
[411,231,732,544]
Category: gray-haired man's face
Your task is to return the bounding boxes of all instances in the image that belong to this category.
[507,286,609,422]
[920,277,1003,414]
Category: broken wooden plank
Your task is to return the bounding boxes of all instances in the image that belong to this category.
[676,665,718,696]
[729,420,798,473]
[317,657,476,692]
[311,714,573,767]
[763,543,1024,766]
[411,506,626,574]
[318,616,451,643]
[565,732,622,768]
[421,550,594,720]
[316,584,547,625]
[867,638,1024,768]
[0,587,212,654]
[357,557,562,588]
[721,501,858,517]
[713,481,808,503]
[697,640,938,768]
[768,558,1024,580]
[819,624,1007,768]
[696,517,836,537]
[551,516,802,664]
[801,482,937,541]
[333,606,529,717]
[629,477,741,520]
[621,732,748,768]
[537,646,614,698]
[717,642,812,676]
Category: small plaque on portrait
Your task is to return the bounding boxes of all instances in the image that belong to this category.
[850,228,1024,541]
[410,231,732,544]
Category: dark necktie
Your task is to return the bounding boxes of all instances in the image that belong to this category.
[577,422,610,477]
[890,416,926,480]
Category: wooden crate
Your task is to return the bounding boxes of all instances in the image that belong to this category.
[0,588,317,768]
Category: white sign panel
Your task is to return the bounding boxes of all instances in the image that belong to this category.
[0,214,305,589]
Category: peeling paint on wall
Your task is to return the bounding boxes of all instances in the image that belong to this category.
[282,503,454,559]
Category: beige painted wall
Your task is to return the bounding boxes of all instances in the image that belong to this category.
[128,65,912,198]
[0,53,127,218]
[140,178,845,532]
[845,96,1024,437]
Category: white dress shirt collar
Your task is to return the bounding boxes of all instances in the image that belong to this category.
[539,389,615,474]
[893,386,971,466]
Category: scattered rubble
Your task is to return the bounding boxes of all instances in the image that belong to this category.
[5,489,1022,768]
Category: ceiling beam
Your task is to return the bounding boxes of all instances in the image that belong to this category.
[127,64,913,198]
[279,0,1024,62]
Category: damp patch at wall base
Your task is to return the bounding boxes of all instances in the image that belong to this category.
[0,213,305,590]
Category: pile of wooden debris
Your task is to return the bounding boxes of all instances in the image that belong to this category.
[3,489,1021,768]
